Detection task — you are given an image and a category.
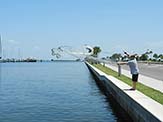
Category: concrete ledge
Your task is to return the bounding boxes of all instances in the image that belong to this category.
[86,62,163,122]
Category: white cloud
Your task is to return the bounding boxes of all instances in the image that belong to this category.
[33,46,40,50]
[8,40,19,44]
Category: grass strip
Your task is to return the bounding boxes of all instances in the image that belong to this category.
[92,63,163,104]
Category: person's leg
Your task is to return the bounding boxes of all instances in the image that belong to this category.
[131,74,138,90]
[132,81,136,90]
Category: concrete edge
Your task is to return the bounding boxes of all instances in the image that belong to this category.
[85,62,163,122]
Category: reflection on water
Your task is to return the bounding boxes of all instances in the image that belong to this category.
[0,62,132,122]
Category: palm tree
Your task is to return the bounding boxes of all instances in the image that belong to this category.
[111,53,122,61]
[159,54,163,58]
[140,54,148,61]
[145,49,153,60]
[153,53,159,61]
[92,46,101,57]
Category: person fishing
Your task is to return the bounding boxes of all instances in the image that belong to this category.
[117,51,139,90]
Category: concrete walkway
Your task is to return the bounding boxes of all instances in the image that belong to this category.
[86,62,163,122]
[105,64,163,93]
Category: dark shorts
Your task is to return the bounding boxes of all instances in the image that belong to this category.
[132,74,139,82]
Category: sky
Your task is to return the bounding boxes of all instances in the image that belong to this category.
[0,0,163,59]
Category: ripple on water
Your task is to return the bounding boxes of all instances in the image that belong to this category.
[0,62,132,122]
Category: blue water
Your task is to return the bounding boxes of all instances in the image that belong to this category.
[0,62,132,122]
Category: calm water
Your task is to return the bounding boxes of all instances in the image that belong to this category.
[0,62,132,122]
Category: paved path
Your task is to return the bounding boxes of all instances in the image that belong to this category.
[121,63,163,81]
[87,62,163,121]
[104,63,163,93]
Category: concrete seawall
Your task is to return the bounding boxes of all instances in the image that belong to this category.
[85,62,163,122]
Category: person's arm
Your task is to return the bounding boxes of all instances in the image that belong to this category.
[117,61,128,65]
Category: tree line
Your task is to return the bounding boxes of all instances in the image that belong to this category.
[110,50,163,62]
[91,47,163,62]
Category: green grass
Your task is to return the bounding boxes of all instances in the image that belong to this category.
[92,63,163,104]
